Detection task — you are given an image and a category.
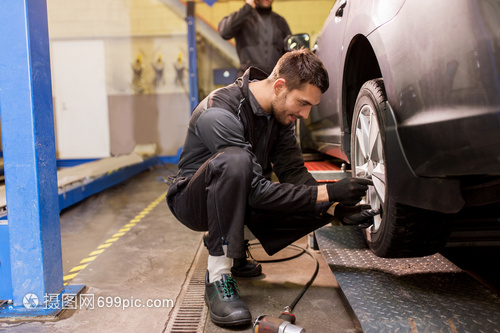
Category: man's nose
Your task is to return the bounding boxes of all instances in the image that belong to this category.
[299,107,311,119]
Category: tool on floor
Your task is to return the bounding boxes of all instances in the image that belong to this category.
[253,306,305,332]
[249,243,319,333]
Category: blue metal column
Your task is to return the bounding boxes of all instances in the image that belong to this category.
[187,1,199,113]
[0,0,65,308]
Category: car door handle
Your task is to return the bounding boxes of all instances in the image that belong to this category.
[336,0,347,17]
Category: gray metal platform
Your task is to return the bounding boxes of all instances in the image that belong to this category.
[315,225,500,332]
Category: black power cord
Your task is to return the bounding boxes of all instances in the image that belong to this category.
[246,242,320,312]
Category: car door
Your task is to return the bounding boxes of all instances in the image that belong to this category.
[309,0,351,161]
[310,0,406,161]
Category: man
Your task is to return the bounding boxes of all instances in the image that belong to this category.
[218,0,291,76]
[166,50,376,327]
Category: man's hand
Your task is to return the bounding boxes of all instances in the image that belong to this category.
[334,204,380,227]
[326,177,373,205]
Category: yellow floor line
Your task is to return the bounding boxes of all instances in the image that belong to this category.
[98,243,112,250]
[80,256,96,264]
[89,249,105,256]
[70,264,88,273]
[63,190,167,284]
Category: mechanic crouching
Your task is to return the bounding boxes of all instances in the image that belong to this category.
[166,49,376,327]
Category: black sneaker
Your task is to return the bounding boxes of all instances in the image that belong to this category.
[203,234,262,278]
[204,271,252,326]
[231,257,262,277]
[232,240,262,277]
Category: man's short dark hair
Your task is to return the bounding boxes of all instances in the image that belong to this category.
[270,49,329,93]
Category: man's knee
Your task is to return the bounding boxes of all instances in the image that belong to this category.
[209,147,253,180]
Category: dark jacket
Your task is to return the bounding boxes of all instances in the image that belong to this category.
[218,4,291,76]
[177,67,318,212]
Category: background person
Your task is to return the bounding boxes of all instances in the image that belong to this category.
[218,0,291,76]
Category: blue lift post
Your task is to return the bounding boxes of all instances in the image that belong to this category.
[0,0,84,318]
[187,1,199,113]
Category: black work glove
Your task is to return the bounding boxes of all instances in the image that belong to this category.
[326,177,373,205]
[335,204,380,227]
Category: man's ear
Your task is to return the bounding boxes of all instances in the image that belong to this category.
[273,78,286,95]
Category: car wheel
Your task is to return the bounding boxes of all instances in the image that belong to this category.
[351,79,450,258]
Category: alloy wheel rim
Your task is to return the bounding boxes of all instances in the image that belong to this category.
[353,104,386,232]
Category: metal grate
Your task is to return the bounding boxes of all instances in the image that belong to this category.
[164,241,208,333]
[315,225,500,332]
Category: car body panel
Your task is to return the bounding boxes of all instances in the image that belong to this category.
[309,0,500,212]
[376,0,500,176]
[309,0,406,161]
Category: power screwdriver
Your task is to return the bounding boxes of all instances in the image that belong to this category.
[253,308,305,333]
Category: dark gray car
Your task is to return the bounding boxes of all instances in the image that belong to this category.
[304,0,500,257]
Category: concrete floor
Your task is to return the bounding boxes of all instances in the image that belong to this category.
[0,165,359,333]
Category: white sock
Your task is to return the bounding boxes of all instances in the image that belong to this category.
[207,255,233,283]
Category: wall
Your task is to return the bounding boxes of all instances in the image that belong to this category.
[195,0,334,44]
[47,0,198,157]
[45,0,334,158]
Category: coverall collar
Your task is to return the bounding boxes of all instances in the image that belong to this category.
[237,67,270,117]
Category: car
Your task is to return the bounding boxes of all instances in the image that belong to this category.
[300,0,500,257]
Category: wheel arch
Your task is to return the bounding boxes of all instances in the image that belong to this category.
[343,39,465,214]
[342,35,382,161]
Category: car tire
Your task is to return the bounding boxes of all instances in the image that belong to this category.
[351,79,450,258]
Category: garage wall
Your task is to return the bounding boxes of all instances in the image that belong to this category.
[45,0,333,158]
[47,0,194,157]
[195,0,334,44]
[47,0,186,38]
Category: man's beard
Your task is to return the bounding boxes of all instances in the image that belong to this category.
[256,6,272,15]
[270,94,290,126]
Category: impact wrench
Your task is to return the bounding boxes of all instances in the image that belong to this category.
[251,244,318,333]
[253,307,305,333]
[251,197,379,332]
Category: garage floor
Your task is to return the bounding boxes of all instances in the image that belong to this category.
[0,165,360,333]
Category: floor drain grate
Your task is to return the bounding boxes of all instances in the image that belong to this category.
[165,241,208,333]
